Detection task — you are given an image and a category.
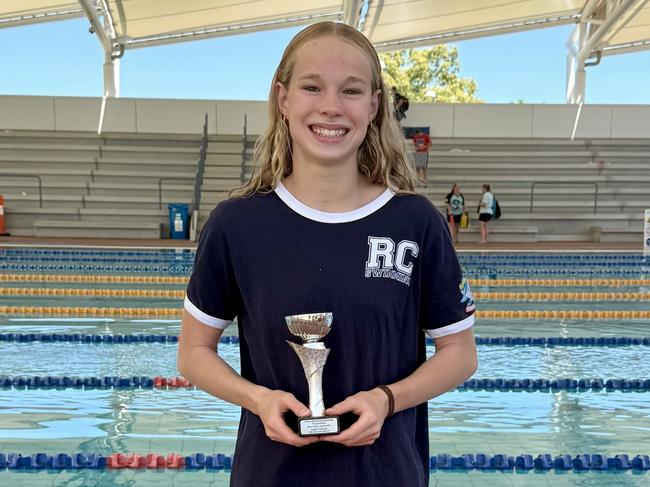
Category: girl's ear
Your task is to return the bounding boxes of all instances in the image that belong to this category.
[276,82,288,117]
[370,89,381,121]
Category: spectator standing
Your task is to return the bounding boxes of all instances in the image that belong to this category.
[391,87,409,122]
[477,183,494,244]
[412,129,431,187]
[445,183,465,243]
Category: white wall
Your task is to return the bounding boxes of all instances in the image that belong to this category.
[1,95,649,138]
[0,95,268,136]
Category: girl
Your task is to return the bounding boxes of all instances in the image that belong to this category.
[178,21,477,487]
[478,183,494,244]
[445,183,466,243]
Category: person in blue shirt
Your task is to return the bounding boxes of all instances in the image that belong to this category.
[178,21,478,487]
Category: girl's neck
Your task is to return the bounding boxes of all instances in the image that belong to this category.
[283,164,383,213]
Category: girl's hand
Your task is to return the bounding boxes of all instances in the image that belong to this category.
[255,389,319,447]
[320,388,389,447]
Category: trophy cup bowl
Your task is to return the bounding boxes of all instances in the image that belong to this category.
[285,312,340,436]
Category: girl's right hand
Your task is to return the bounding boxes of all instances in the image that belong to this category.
[255,388,319,447]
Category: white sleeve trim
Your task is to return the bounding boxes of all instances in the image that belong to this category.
[184,296,233,330]
[425,314,474,339]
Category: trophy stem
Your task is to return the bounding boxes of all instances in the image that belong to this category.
[287,342,329,417]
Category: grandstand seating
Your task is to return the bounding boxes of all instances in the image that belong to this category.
[422,138,649,242]
[1,131,647,242]
[0,131,199,238]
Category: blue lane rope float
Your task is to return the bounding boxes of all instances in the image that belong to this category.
[1,376,650,392]
[2,334,650,347]
[0,263,194,274]
[0,452,648,471]
[2,248,643,263]
[2,247,644,261]
[2,263,645,276]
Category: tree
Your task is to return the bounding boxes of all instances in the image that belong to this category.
[380,46,481,103]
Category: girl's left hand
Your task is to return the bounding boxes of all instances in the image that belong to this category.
[319,388,389,447]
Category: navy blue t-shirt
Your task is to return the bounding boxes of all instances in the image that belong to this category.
[185,182,475,487]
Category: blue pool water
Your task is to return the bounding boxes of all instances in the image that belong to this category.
[0,249,649,486]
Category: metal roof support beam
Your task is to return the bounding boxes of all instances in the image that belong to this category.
[0,8,84,29]
[77,0,122,97]
[343,0,363,28]
[125,11,342,50]
[566,22,587,103]
[577,0,645,61]
[566,0,645,103]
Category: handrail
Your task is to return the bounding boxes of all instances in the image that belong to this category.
[530,182,598,214]
[240,114,248,184]
[1,174,43,207]
[158,177,195,209]
[192,113,209,211]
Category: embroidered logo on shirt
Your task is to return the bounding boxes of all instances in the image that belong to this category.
[365,236,419,286]
[459,277,475,313]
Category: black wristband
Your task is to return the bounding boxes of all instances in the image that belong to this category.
[377,385,395,418]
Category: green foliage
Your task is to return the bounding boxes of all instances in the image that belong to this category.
[380,46,481,103]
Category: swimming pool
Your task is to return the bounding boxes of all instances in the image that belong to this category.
[0,248,649,486]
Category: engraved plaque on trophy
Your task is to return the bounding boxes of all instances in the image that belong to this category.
[285,312,340,436]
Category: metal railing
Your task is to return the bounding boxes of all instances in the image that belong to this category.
[157,113,209,210]
[530,182,599,214]
[193,113,209,211]
[1,174,43,207]
[240,114,248,184]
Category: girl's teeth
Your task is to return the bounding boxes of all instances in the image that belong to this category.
[312,126,346,137]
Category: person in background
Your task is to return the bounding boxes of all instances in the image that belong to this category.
[477,183,494,244]
[412,129,431,187]
[391,86,409,122]
[445,183,465,243]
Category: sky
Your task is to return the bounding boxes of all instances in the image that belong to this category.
[1,18,650,104]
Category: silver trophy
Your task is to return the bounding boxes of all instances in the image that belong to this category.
[285,312,340,436]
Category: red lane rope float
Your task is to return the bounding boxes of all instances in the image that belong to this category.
[107,453,185,469]
[153,376,192,388]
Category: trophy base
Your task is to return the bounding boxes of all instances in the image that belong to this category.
[298,415,340,437]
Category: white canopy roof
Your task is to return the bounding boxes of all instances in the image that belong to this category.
[1,0,648,55]
[1,0,649,101]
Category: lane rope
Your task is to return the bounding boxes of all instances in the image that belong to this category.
[4,287,650,301]
[2,334,650,347]
[1,376,649,392]
[0,274,186,284]
[1,306,649,319]
[0,287,185,298]
[1,452,649,471]
[2,274,649,287]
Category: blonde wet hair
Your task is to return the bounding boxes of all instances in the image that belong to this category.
[231,21,417,198]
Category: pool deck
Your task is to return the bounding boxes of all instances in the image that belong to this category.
[0,236,643,252]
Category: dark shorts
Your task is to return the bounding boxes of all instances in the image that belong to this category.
[479,213,493,222]
[448,214,462,224]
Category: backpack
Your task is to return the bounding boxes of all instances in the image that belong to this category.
[493,199,501,219]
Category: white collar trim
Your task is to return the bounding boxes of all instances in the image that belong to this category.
[274,181,394,223]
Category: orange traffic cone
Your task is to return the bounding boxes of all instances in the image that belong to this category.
[0,195,9,236]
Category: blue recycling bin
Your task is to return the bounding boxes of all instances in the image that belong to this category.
[168,203,190,239]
